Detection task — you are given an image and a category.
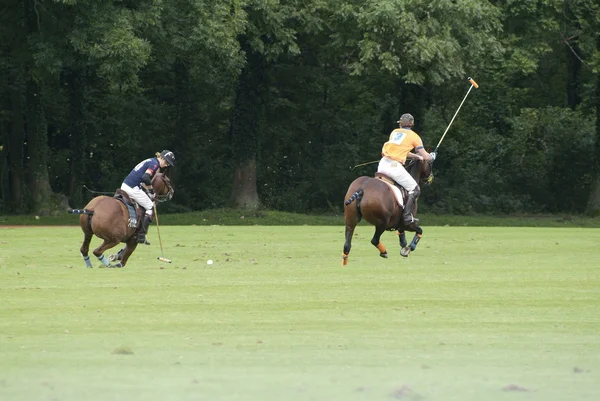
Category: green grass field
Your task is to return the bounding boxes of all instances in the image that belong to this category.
[1,225,599,401]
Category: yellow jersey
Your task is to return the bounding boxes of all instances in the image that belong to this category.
[381,128,424,164]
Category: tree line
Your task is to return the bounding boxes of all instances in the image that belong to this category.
[1,0,599,216]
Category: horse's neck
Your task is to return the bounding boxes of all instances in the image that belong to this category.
[152,174,173,199]
[406,161,421,181]
[152,175,164,192]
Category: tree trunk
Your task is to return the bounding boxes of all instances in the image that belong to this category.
[6,87,26,213]
[21,0,63,214]
[231,156,259,209]
[25,79,54,213]
[229,43,265,210]
[586,180,600,216]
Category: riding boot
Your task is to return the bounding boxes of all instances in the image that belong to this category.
[402,192,419,225]
[137,215,152,244]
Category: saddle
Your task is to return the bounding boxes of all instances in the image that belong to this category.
[113,189,144,229]
[374,173,407,206]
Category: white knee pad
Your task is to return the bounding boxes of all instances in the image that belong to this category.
[408,185,421,197]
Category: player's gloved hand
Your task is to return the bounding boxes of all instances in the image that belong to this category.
[429,152,437,162]
[147,188,155,200]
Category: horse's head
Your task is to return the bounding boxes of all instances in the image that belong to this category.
[406,158,434,186]
[152,172,174,202]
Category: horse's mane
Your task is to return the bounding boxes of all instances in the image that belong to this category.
[405,159,420,177]
[405,159,432,184]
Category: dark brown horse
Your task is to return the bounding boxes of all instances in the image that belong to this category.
[342,159,433,265]
[70,172,174,268]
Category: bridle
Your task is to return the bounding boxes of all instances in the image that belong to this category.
[422,162,434,185]
[153,174,174,202]
[406,158,434,185]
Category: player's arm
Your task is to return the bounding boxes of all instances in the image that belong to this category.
[141,170,153,187]
[141,164,158,193]
[415,146,434,162]
[406,152,423,161]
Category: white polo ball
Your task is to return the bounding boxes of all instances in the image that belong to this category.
[207,260,213,265]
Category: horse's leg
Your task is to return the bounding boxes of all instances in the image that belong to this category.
[397,231,407,248]
[118,238,139,268]
[343,190,363,266]
[80,231,94,268]
[400,225,423,257]
[79,216,94,268]
[409,226,423,250]
[342,222,356,266]
[108,248,125,262]
[371,226,388,259]
[93,239,120,267]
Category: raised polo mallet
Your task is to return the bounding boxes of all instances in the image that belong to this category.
[433,77,479,153]
[153,204,172,263]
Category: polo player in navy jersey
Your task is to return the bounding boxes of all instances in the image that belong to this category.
[120,150,175,244]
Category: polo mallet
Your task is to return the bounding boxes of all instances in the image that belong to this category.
[433,77,479,153]
[82,185,112,195]
[350,160,379,170]
[153,204,172,263]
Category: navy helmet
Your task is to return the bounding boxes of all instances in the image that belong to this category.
[160,150,175,166]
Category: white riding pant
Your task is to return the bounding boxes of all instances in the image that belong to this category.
[120,183,154,216]
[377,157,418,194]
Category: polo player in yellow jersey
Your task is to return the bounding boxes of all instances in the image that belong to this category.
[377,113,436,225]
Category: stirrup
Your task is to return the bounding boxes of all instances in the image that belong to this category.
[403,215,419,225]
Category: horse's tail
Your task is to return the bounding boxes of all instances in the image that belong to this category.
[68,208,94,215]
[345,188,364,206]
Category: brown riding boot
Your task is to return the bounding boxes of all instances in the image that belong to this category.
[137,215,152,244]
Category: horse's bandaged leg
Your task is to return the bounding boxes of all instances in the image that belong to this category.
[410,233,422,251]
[376,241,388,258]
[397,231,407,248]
[81,253,93,268]
[97,254,110,267]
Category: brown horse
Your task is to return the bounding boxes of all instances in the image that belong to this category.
[342,159,433,265]
[70,172,174,268]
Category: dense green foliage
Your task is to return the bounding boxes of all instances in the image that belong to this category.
[1,0,599,215]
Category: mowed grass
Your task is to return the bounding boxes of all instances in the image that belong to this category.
[0,225,599,401]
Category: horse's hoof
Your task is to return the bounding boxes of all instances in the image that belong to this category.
[108,262,123,268]
[400,247,411,257]
[379,252,388,259]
